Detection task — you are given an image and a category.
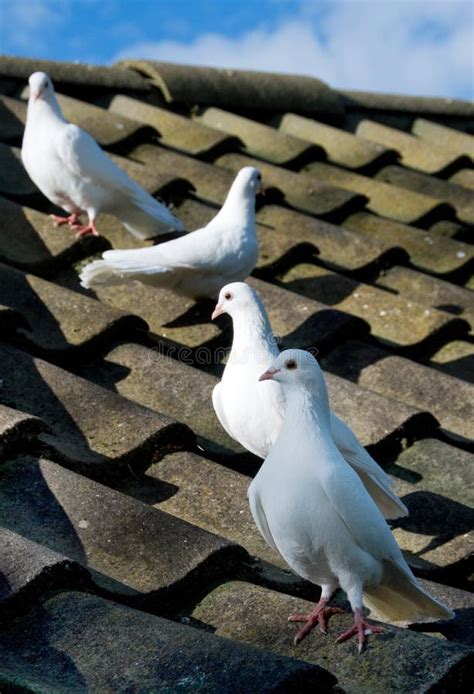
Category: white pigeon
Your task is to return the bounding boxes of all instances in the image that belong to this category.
[249,349,453,651]
[80,167,261,299]
[21,71,184,238]
[212,282,408,520]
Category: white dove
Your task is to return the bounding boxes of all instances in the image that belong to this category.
[250,349,453,651]
[212,282,408,520]
[21,71,184,238]
[80,167,261,299]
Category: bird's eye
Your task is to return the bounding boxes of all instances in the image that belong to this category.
[224,292,232,301]
[285,359,297,370]
[257,173,261,180]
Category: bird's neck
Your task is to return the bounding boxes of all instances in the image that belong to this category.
[229,309,277,367]
[280,385,332,448]
[216,180,256,228]
[27,94,66,125]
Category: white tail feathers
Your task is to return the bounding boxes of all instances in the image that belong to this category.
[79,260,129,288]
[118,192,184,240]
[364,559,454,624]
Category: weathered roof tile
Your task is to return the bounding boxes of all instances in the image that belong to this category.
[304,161,455,226]
[324,340,474,440]
[429,341,474,383]
[109,94,237,158]
[0,528,91,618]
[376,164,474,225]
[412,118,474,159]
[356,119,472,175]
[0,591,336,692]
[0,344,193,476]
[0,455,245,603]
[0,262,148,360]
[450,168,474,190]
[279,263,469,352]
[196,107,319,165]
[344,211,473,278]
[277,112,399,171]
[378,266,474,333]
[0,54,150,93]
[118,59,344,115]
[257,204,406,274]
[191,581,473,693]
[217,152,367,220]
[0,403,47,459]
[387,439,474,583]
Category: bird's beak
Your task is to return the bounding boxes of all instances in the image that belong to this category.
[33,88,44,102]
[258,183,265,196]
[211,304,224,320]
[259,368,280,382]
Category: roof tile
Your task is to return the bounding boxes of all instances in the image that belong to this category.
[324,340,474,440]
[450,168,474,190]
[0,54,150,92]
[277,112,398,171]
[109,94,237,157]
[412,118,474,159]
[344,211,473,278]
[0,344,194,475]
[196,106,319,165]
[304,161,455,226]
[0,196,104,275]
[429,341,474,383]
[378,266,474,333]
[0,262,148,360]
[0,403,47,459]
[118,59,344,114]
[279,263,469,352]
[341,89,474,118]
[0,590,336,692]
[0,455,245,601]
[217,152,367,219]
[387,439,474,581]
[0,527,91,616]
[192,581,473,692]
[376,165,474,225]
[256,204,406,274]
[356,119,470,174]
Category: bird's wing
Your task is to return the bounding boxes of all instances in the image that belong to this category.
[247,483,279,552]
[212,383,238,443]
[55,124,135,190]
[331,412,408,519]
[321,456,406,565]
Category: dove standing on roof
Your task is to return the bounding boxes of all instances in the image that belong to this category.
[250,349,453,652]
[21,71,184,238]
[212,282,407,520]
[80,167,262,299]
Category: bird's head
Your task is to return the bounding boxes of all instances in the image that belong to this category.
[211,281,261,320]
[235,166,264,195]
[259,349,323,390]
[28,72,54,102]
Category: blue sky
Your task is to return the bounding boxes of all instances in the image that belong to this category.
[0,0,473,99]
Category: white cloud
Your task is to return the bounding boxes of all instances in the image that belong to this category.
[115,0,474,99]
[1,0,65,51]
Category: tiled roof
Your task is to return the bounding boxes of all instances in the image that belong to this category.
[0,55,473,691]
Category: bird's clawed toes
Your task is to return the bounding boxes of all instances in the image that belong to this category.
[290,606,345,643]
[335,619,384,654]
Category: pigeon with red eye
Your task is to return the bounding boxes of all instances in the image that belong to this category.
[211,281,408,520]
[80,167,261,299]
[22,71,184,238]
[249,349,453,652]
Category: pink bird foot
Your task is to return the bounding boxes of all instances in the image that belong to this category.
[289,598,345,644]
[335,608,384,653]
[75,220,100,238]
[50,213,80,228]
